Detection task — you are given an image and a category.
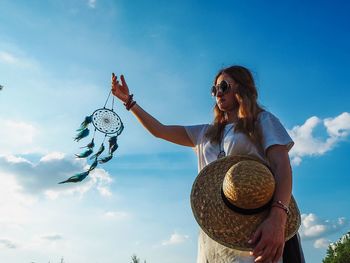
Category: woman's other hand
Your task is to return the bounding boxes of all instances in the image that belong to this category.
[249,144,292,263]
[249,208,287,263]
[111,73,129,103]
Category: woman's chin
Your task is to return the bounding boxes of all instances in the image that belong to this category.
[218,105,231,112]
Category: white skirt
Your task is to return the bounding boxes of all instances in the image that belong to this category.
[196,229,283,263]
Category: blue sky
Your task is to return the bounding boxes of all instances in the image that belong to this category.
[0,0,349,262]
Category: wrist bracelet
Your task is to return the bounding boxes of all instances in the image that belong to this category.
[123,94,136,111]
[126,100,136,111]
[123,94,133,106]
[271,200,290,215]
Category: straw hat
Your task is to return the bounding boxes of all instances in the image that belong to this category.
[190,155,301,251]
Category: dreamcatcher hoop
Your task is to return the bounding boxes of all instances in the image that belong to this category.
[92,108,124,135]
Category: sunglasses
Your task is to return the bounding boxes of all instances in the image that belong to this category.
[211,80,232,97]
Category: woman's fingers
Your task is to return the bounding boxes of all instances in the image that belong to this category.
[272,245,284,263]
[253,241,283,263]
[249,225,262,246]
[255,246,276,263]
[111,73,118,91]
[111,72,117,83]
[251,227,280,262]
[111,72,130,103]
[112,73,127,90]
[120,74,129,91]
[251,232,265,256]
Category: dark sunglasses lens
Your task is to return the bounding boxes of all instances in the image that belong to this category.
[219,80,229,93]
[211,86,216,96]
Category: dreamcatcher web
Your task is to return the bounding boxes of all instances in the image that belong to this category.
[92,108,123,135]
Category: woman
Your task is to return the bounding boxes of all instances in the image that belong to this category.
[111,65,304,263]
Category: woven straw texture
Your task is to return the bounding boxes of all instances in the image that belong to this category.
[191,155,301,251]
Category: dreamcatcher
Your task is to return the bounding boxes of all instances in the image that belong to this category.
[59,88,124,184]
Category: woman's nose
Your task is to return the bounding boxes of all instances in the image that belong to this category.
[216,89,223,97]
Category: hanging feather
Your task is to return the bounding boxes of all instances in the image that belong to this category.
[108,136,118,154]
[89,143,105,160]
[109,136,117,145]
[74,128,90,142]
[80,138,95,149]
[98,154,113,164]
[110,143,118,154]
[88,158,98,171]
[75,148,93,158]
[78,115,92,130]
[58,171,90,184]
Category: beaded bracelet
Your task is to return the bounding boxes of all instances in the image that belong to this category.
[126,100,136,111]
[271,200,290,215]
[123,94,136,111]
[123,94,133,107]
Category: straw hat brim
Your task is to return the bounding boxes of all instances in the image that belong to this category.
[190,155,301,251]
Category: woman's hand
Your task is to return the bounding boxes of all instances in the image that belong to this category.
[249,208,287,263]
[111,73,129,103]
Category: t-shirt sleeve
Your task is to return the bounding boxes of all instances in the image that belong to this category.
[184,124,208,146]
[258,111,294,152]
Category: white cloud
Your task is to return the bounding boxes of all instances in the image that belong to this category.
[299,213,348,241]
[90,168,113,197]
[40,152,65,162]
[288,112,350,165]
[324,112,350,137]
[0,51,17,64]
[314,238,331,249]
[0,238,17,249]
[161,232,189,246]
[4,155,33,164]
[0,50,39,69]
[0,153,113,198]
[0,172,37,225]
[25,233,66,251]
[103,211,130,220]
[0,119,41,155]
[41,233,63,241]
[87,0,96,8]
[43,168,113,200]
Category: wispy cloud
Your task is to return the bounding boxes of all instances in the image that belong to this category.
[0,51,17,64]
[0,171,37,226]
[299,213,348,249]
[40,152,65,162]
[314,238,331,249]
[87,0,97,8]
[161,232,189,246]
[41,233,63,241]
[0,50,39,69]
[0,152,113,198]
[324,112,350,137]
[103,211,130,220]
[0,119,40,155]
[288,112,350,165]
[0,238,17,249]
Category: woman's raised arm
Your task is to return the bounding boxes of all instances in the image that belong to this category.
[111,73,194,147]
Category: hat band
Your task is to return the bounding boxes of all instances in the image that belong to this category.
[221,189,273,215]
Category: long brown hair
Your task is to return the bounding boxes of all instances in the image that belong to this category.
[205,65,264,144]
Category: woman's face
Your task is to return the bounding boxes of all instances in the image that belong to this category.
[214,73,240,112]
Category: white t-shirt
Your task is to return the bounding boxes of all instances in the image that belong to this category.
[185,111,294,263]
